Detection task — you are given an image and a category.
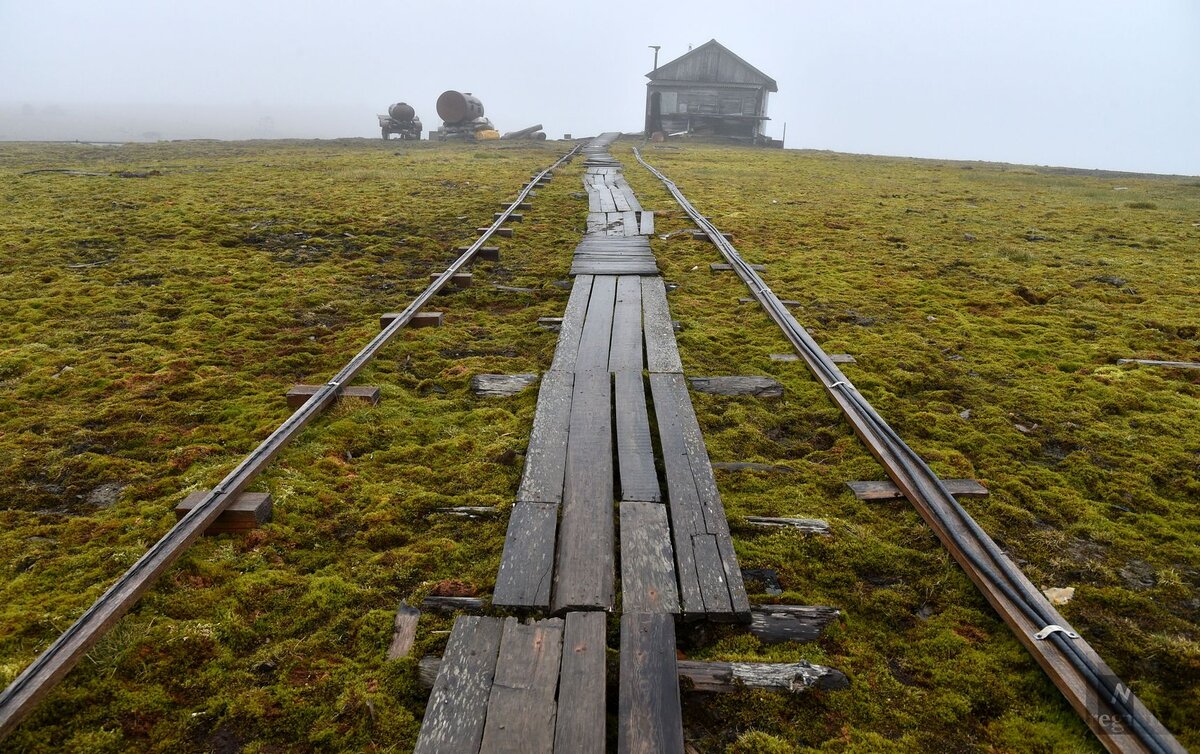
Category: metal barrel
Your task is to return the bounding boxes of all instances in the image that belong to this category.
[388,102,416,122]
[436,90,484,124]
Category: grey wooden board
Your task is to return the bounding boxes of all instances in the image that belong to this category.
[479,617,564,753]
[609,277,644,373]
[743,516,831,534]
[493,502,559,609]
[471,373,538,397]
[772,353,856,364]
[1118,358,1200,369]
[639,211,654,235]
[516,370,574,505]
[689,376,783,398]
[675,660,849,693]
[618,613,685,754]
[550,275,594,373]
[554,612,607,754]
[588,192,601,213]
[642,277,682,373]
[422,596,486,613]
[622,210,639,236]
[552,370,615,612]
[571,263,659,276]
[620,503,680,614]
[649,373,749,618]
[614,372,660,502]
[387,603,421,659]
[847,478,989,501]
[574,275,617,372]
[414,615,503,754]
[749,604,840,644]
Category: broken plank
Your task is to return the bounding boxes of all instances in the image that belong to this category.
[414,615,503,754]
[749,605,840,644]
[614,371,660,502]
[743,517,831,535]
[554,612,606,754]
[642,276,682,373]
[619,613,685,754]
[620,503,680,614]
[387,603,421,659]
[517,370,575,505]
[470,373,538,397]
[493,502,558,610]
[479,617,564,754]
[847,478,989,501]
[421,596,486,613]
[552,370,615,613]
[676,660,849,693]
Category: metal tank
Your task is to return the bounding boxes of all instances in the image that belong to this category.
[436,91,485,125]
[388,102,416,122]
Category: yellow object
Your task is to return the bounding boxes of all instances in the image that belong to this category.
[476,130,500,140]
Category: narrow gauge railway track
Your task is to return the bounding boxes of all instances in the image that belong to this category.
[633,148,1185,754]
[0,145,581,741]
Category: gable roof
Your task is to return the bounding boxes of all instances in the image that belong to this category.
[646,39,778,92]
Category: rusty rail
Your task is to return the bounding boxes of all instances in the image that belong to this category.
[633,147,1183,754]
[0,145,580,741]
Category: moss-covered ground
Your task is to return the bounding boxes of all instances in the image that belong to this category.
[0,138,1196,753]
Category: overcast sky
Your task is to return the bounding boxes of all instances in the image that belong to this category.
[1,0,1197,174]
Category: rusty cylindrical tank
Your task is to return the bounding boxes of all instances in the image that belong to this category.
[388,102,416,122]
[436,91,485,124]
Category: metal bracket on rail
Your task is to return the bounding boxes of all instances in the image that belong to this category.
[827,381,854,391]
[1035,624,1080,640]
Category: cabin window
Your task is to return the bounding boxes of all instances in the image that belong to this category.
[661,91,678,114]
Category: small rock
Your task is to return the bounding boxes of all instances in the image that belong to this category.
[1042,586,1075,605]
[87,482,125,508]
[959,409,972,420]
[963,233,977,242]
[926,315,937,322]
[1119,560,1156,590]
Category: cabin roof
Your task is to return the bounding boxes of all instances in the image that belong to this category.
[646,39,778,93]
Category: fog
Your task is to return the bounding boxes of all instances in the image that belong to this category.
[2,0,1197,174]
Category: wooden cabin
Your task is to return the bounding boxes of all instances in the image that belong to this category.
[644,40,778,142]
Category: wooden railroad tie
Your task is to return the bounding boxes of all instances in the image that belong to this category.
[689,375,783,398]
[454,246,501,262]
[498,201,532,211]
[692,229,735,242]
[847,478,989,501]
[478,227,514,238]
[174,491,272,535]
[493,212,523,222]
[380,311,443,329]
[285,385,380,410]
[771,352,856,364]
[430,272,473,289]
[741,297,800,306]
[711,262,765,272]
[1118,358,1200,370]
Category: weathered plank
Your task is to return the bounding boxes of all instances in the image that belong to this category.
[550,275,594,373]
[471,373,538,397]
[642,276,682,373]
[622,210,639,237]
[620,503,679,614]
[387,603,421,659]
[553,612,607,754]
[619,613,685,754]
[286,385,380,410]
[609,276,644,373]
[574,276,618,373]
[516,370,575,505]
[649,373,749,619]
[771,352,856,364]
[847,478,989,501]
[414,615,503,754]
[381,311,443,329]
[1118,358,1200,369]
[689,376,783,398]
[749,605,840,644]
[552,370,615,612]
[479,617,564,753]
[743,517,831,535]
[676,660,849,693]
[614,371,660,502]
[421,596,486,613]
[494,502,559,610]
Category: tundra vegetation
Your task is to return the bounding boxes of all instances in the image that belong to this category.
[0,138,1197,753]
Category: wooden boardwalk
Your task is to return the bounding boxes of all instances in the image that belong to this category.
[419,133,748,753]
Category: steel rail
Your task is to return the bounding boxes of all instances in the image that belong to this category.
[0,145,580,741]
[633,147,1184,754]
